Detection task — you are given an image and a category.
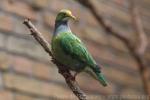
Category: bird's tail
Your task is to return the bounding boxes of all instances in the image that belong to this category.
[95,71,107,86]
[84,65,108,87]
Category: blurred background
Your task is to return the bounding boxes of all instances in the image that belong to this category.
[0,0,149,100]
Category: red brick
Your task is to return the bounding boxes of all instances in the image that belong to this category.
[104,67,142,86]
[15,94,34,100]
[32,61,64,82]
[15,93,49,100]
[43,12,56,28]
[0,52,33,73]
[145,52,150,65]
[121,89,143,99]
[93,0,130,23]
[3,73,43,95]
[48,0,69,12]
[0,15,13,32]
[77,73,114,94]
[0,52,11,70]
[86,41,138,71]
[3,73,73,97]
[38,26,53,42]
[6,36,49,61]
[33,63,51,80]
[82,27,108,46]
[87,95,106,100]
[31,0,48,9]
[0,51,60,81]
[9,56,33,75]
[108,36,128,52]
[2,0,37,20]
[0,90,14,100]
[81,10,99,27]
[0,34,5,48]
[121,88,143,95]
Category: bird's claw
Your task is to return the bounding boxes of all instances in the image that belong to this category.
[58,69,76,81]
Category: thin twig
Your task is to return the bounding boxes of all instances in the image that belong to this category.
[129,0,150,96]
[129,0,148,55]
[23,19,87,100]
[76,0,150,96]
[76,0,129,44]
[23,19,52,56]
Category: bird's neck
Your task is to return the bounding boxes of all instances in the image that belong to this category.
[54,20,71,36]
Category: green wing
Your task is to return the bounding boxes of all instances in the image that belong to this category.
[60,32,96,67]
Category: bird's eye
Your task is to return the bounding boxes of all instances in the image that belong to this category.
[63,13,67,17]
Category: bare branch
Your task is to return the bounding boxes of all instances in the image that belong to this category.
[76,0,150,95]
[23,19,87,100]
[23,19,52,57]
[76,0,129,44]
[129,0,148,55]
[129,0,150,96]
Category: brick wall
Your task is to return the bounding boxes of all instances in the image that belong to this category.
[0,0,149,100]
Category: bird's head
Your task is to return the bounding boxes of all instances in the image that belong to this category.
[56,9,76,22]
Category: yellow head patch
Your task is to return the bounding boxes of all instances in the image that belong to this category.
[60,9,72,16]
[56,9,76,21]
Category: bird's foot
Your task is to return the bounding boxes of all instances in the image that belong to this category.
[58,69,75,81]
[72,72,78,80]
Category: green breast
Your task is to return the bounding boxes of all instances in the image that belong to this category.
[51,33,85,71]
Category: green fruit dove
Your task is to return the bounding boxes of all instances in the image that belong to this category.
[51,9,108,86]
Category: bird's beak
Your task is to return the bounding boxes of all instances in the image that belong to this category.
[69,14,77,20]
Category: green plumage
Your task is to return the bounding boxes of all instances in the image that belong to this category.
[51,9,108,86]
[52,32,96,71]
